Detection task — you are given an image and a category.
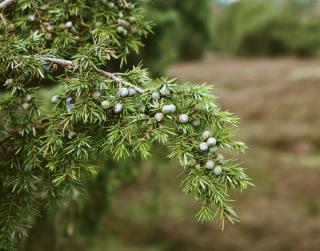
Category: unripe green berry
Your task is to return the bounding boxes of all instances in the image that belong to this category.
[159,86,170,96]
[205,160,215,169]
[209,146,218,153]
[107,2,115,8]
[68,131,76,139]
[25,94,32,102]
[214,165,223,176]
[121,29,128,36]
[22,103,30,110]
[216,154,224,161]
[192,119,200,127]
[202,130,211,139]
[92,91,101,98]
[101,100,110,109]
[7,23,15,32]
[5,79,13,85]
[117,26,125,33]
[128,16,136,23]
[45,33,52,40]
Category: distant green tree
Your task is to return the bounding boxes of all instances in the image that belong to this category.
[130,0,212,76]
[213,0,320,56]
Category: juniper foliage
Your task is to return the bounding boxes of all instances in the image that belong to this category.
[0,0,251,250]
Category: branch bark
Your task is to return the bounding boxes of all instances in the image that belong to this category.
[41,57,146,93]
[0,0,14,9]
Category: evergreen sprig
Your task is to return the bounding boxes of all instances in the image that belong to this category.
[0,0,251,250]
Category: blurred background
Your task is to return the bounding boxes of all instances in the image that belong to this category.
[21,0,320,250]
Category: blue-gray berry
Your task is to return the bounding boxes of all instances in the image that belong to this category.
[43,64,50,72]
[161,105,172,114]
[151,91,160,100]
[28,15,36,22]
[51,95,59,103]
[154,112,164,122]
[117,19,125,26]
[68,131,76,139]
[179,114,189,123]
[114,103,124,113]
[66,97,74,112]
[128,88,137,96]
[199,142,208,151]
[92,91,101,98]
[65,21,73,28]
[207,137,217,146]
[66,97,73,104]
[169,104,176,112]
[119,87,129,97]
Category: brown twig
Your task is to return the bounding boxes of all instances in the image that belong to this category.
[40,57,146,93]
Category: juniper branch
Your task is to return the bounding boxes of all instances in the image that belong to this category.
[0,117,49,145]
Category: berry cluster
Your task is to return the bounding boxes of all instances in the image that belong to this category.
[148,84,225,176]
[199,131,224,176]
[103,0,137,37]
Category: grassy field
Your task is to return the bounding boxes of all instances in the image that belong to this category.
[87,54,320,251]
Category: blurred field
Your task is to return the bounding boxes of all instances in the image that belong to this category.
[86,54,320,251]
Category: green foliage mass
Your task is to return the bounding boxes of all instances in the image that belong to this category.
[129,0,212,76]
[213,0,320,56]
[0,0,249,250]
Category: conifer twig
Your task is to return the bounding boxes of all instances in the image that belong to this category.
[0,0,14,9]
[40,57,146,93]
[0,117,49,145]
